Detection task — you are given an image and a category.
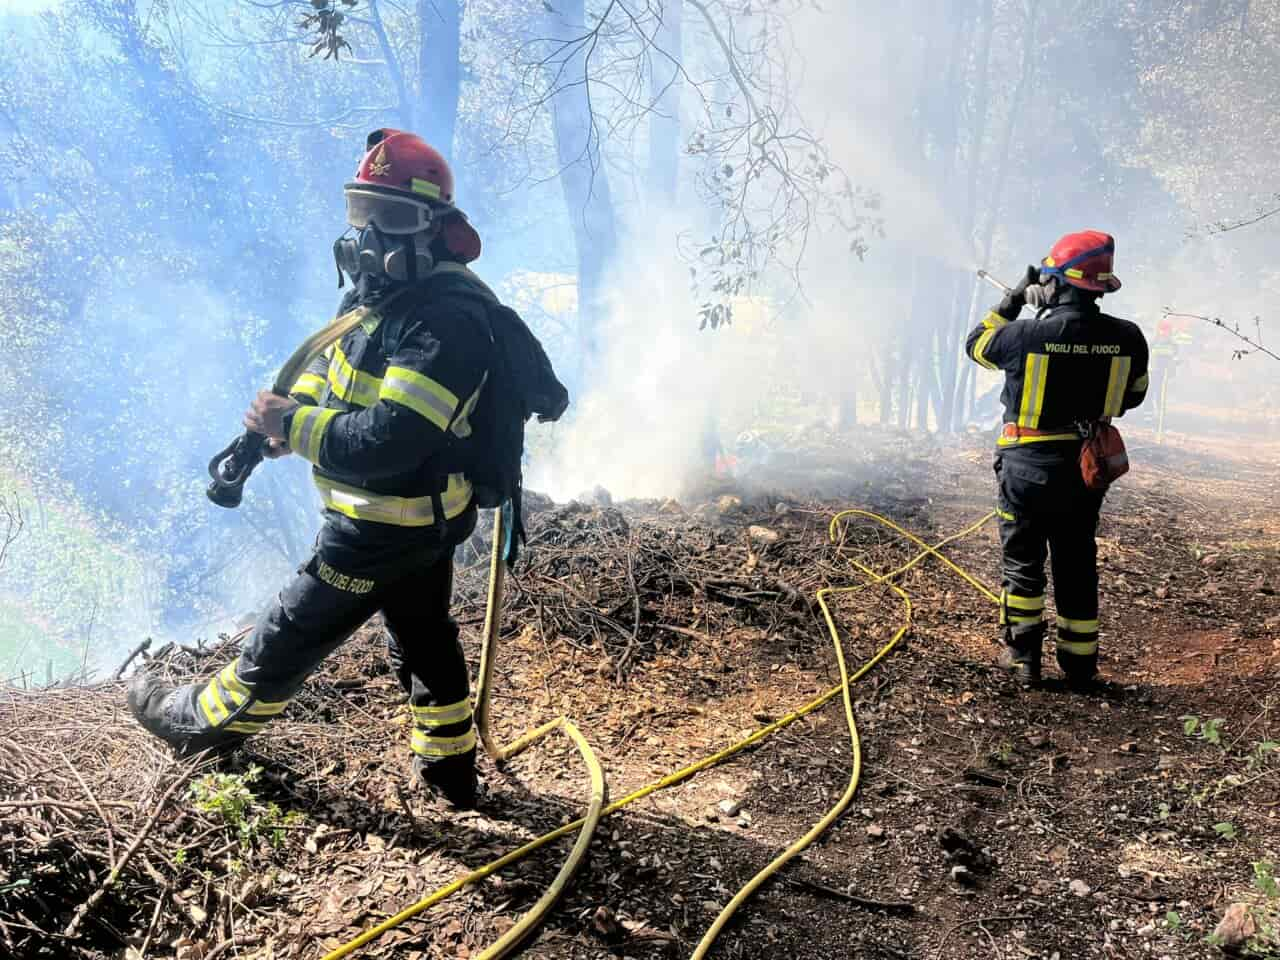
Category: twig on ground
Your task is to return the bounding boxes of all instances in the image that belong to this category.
[113,638,153,680]
[63,759,202,938]
[932,915,1031,960]
[782,876,915,913]
[61,752,116,870]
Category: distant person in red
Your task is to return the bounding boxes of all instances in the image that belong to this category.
[1149,315,1193,440]
[965,232,1149,687]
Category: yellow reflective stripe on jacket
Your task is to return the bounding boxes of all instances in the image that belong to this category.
[1006,592,1045,611]
[971,329,999,370]
[313,473,473,527]
[411,727,477,758]
[328,343,383,408]
[1102,355,1132,416]
[1056,638,1099,656]
[290,372,327,404]
[412,699,473,727]
[1056,615,1099,634]
[1017,354,1049,427]
[969,311,1007,370]
[289,406,340,465]
[997,431,1079,447]
[380,366,459,432]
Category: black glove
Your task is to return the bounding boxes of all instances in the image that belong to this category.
[996,264,1041,318]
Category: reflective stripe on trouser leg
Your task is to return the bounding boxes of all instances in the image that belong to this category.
[1000,588,1046,627]
[1056,616,1099,655]
[996,469,1049,631]
[410,697,475,757]
[206,557,384,741]
[194,656,293,736]
[380,545,475,770]
[411,725,477,758]
[1047,495,1102,678]
[1055,617,1099,677]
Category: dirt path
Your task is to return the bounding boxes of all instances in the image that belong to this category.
[3,426,1277,960]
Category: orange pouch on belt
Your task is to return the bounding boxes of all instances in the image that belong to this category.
[1080,423,1129,490]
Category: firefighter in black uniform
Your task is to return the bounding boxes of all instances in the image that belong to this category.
[966,231,1149,687]
[129,129,498,808]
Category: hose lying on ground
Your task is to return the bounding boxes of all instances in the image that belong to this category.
[321,507,1000,960]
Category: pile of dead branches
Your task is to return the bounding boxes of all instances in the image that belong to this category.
[0,632,412,959]
[459,500,837,681]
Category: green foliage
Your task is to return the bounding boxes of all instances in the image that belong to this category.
[1256,862,1280,901]
[187,765,302,852]
[1213,821,1238,841]
[1165,910,1182,931]
[1181,715,1226,746]
[0,466,154,680]
[1247,741,1279,773]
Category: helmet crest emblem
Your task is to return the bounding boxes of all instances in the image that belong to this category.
[368,145,392,178]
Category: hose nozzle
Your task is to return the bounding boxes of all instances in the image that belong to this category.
[976,269,1012,294]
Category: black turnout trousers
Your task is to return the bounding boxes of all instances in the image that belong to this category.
[170,509,479,772]
[995,446,1105,677]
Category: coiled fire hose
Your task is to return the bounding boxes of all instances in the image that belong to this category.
[321,508,999,960]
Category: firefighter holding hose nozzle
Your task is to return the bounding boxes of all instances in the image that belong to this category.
[967,232,1149,688]
[128,129,539,809]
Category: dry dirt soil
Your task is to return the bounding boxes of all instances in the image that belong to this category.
[2,423,1278,960]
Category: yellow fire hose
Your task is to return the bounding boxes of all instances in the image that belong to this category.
[321,507,999,960]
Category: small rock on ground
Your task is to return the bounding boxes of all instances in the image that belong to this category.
[1212,903,1258,952]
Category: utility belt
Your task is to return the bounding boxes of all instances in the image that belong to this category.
[998,422,1129,491]
[998,423,1083,447]
[314,472,473,527]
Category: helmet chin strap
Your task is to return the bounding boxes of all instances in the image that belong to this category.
[333,225,437,292]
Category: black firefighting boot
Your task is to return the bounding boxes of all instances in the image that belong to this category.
[995,622,1046,687]
[413,749,478,811]
[127,674,245,756]
[1056,652,1099,691]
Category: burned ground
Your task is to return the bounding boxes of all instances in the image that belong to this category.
[2,425,1278,960]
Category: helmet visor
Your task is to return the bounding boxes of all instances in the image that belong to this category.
[344,187,433,235]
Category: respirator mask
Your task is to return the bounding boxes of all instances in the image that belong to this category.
[333,185,439,294]
[1023,274,1056,310]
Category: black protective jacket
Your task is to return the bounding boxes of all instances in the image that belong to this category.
[282,262,493,563]
[965,288,1149,449]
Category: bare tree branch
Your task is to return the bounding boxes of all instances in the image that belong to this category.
[0,489,23,572]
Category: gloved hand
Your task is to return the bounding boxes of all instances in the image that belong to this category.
[243,390,300,442]
[263,439,292,460]
[996,264,1042,318]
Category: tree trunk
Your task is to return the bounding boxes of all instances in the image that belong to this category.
[543,0,620,372]
[417,0,462,159]
[648,0,683,202]
[952,0,1042,427]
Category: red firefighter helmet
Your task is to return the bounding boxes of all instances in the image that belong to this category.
[1040,230,1121,293]
[345,129,481,263]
